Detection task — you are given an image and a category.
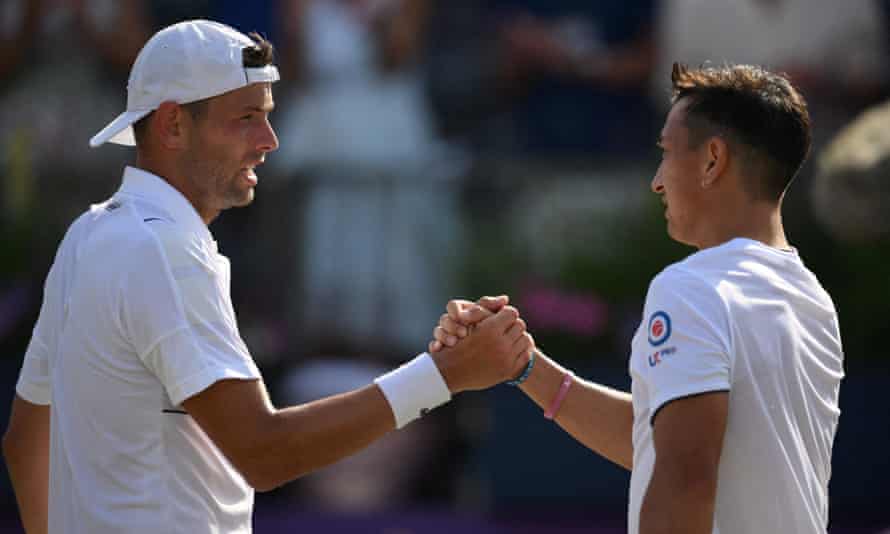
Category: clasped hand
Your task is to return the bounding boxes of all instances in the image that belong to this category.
[428,296,535,393]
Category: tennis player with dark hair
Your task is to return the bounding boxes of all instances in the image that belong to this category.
[2,20,533,534]
[432,63,843,534]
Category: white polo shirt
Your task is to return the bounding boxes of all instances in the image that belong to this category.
[628,238,844,534]
[16,166,261,533]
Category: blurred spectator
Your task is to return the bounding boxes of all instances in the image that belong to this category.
[144,0,214,28]
[884,0,890,47]
[0,1,40,82]
[274,0,457,170]
[0,0,150,233]
[272,0,467,354]
[652,0,889,137]
[427,0,658,158]
[812,100,890,243]
[147,0,278,43]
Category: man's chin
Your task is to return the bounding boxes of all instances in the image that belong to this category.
[239,189,255,206]
[228,189,255,209]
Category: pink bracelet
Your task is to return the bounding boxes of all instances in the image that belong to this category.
[544,372,574,420]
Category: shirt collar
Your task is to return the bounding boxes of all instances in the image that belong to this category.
[116,166,213,242]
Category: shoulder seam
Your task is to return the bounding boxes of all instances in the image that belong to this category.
[651,263,735,370]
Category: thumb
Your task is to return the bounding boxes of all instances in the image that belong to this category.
[477,295,509,312]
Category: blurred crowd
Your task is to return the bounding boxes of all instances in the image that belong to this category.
[2,0,890,527]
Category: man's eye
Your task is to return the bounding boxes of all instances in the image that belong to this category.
[240,115,253,121]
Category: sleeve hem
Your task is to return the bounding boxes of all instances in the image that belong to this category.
[168,366,261,406]
[650,385,730,426]
[15,383,51,406]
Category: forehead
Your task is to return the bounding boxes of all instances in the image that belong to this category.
[661,97,692,144]
[208,82,274,113]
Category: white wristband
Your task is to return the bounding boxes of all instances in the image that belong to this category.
[374,353,452,429]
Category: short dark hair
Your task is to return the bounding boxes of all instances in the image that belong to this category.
[670,62,812,202]
[133,31,275,147]
[242,31,275,68]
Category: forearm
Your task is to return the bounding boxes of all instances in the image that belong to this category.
[244,385,396,491]
[2,397,49,534]
[191,307,529,493]
[519,350,634,470]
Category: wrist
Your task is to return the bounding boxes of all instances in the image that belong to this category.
[429,349,460,394]
[507,351,535,386]
[375,353,452,429]
[544,371,574,420]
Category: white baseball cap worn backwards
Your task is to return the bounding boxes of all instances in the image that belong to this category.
[89,20,280,148]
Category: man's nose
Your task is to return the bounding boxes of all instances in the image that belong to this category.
[651,172,663,194]
[258,120,279,153]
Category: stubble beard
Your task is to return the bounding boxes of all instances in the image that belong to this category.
[192,157,255,214]
[224,169,255,208]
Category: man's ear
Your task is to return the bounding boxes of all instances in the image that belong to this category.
[701,136,729,188]
[153,101,190,150]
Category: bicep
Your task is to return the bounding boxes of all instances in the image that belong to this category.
[3,395,50,534]
[640,392,727,534]
[651,391,729,484]
[4,395,50,450]
[182,378,273,469]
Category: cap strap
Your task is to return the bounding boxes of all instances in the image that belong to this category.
[244,65,280,84]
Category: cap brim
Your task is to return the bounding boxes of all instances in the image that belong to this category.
[89,109,153,148]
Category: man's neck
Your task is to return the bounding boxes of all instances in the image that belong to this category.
[696,201,788,251]
[134,155,217,225]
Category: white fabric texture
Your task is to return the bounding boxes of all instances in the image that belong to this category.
[374,352,451,429]
[15,166,261,533]
[628,238,843,534]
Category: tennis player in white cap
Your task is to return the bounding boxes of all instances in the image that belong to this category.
[3,20,533,534]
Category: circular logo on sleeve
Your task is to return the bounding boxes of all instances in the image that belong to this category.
[647,311,672,346]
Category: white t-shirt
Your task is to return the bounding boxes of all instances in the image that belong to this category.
[628,238,843,534]
[16,167,261,533]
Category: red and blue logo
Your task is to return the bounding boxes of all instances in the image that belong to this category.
[647,311,671,346]
[648,346,677,367]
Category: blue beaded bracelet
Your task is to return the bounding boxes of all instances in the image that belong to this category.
[506,351,536,386]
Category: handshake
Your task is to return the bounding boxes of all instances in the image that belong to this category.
[425,295,536,394]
